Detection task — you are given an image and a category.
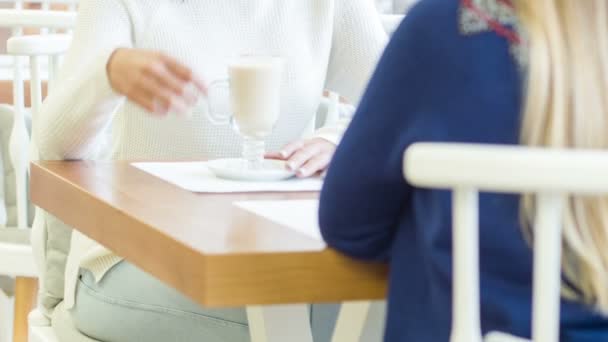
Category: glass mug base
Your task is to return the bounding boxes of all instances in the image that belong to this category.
[242,136,266,170]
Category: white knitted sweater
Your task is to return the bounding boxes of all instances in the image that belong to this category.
[34,0,387,308]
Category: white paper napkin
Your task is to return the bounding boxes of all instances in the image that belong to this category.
[235,199,325,245]
[132,162,323,193]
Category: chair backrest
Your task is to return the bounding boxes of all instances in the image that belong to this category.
[0,3,75,229]
[403,143,608,342]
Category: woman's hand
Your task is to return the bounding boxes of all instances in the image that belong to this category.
[107,48,207,116]
[266,138,336,178]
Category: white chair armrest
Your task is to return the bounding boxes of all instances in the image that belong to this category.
[7,34,71,56]
[0,9,76,30]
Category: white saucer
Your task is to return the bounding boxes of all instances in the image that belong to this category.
[207,158,295,182]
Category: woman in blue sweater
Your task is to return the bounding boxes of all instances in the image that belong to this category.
[320,0,608,340]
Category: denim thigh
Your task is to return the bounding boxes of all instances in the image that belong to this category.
[71,261,342,342]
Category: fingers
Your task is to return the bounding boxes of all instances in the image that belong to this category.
[286,143,322,171]
[139,55,204,115]
[268,138,336,177]
[128,88,158,115]
[265,151,286,160]
[108,49,208,117]
[145,63,199,106]
[160,54,207,95]
[275,140,305,160]
[126,74,186,116]
[160,54,192,80]
[296,153,332,178]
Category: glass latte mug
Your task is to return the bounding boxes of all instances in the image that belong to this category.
[206,56,284,170]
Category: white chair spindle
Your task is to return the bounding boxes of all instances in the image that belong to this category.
[40,0,50,34]
[9,54,29,230]
[12,0,23,35]
[28,55,42,120]
[47,55,54,90]
[532,194,564,342]
[451,188,483,342]
[28,54,43,161]
[47,54,60,91]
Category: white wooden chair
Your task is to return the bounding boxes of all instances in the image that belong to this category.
[402,142,606,341]
[0,3,75,341]
[7,33,73,342]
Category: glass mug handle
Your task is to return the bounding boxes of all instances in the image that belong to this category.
[205,79,232,125]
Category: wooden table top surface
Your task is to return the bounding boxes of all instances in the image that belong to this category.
[31,161,387,308]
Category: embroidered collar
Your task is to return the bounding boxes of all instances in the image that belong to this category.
[460,0,528,68]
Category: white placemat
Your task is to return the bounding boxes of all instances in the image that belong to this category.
[132,162,323,193]
[235,199,325,245]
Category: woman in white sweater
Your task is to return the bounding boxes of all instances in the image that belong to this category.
[35,0,387,341]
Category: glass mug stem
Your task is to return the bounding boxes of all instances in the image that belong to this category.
[205,87,268,168]
[242,136,265,169]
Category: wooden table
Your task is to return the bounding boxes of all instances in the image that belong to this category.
[31,161,388,341]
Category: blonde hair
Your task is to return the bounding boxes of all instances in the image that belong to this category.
[515,0,608,313]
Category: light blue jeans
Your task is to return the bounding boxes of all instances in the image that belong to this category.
[70,261,342,342]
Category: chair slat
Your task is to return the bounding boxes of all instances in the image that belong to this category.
[451,188,483,342]
[532,194,564,342]
[8,54,28,229]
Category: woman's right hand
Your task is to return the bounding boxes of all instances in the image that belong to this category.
[106,48,207,116]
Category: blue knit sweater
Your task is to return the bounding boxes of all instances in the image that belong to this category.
[319,0,608,340]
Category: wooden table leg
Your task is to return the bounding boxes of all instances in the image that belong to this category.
[247,305,313,342]
[12,277,38,342]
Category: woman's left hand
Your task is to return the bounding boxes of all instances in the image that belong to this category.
[266,138,336,178]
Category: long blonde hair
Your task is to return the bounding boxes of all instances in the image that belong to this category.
[515,0,608,313]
